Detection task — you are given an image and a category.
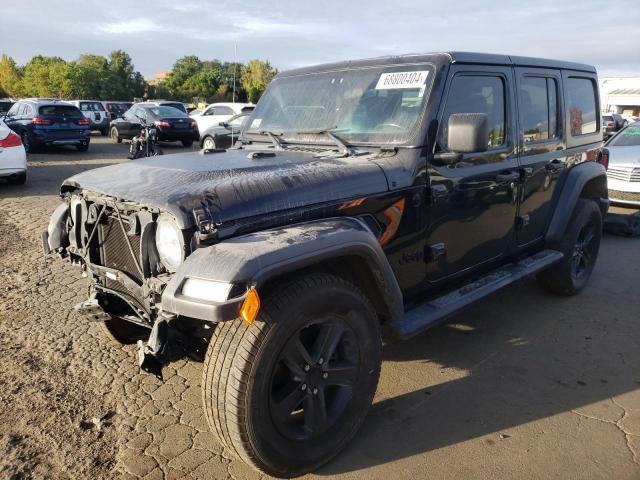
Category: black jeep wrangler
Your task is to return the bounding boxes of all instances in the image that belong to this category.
[45,52,609,477]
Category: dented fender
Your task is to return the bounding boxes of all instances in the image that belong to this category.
[161,217,404,323]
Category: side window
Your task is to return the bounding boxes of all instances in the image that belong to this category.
[80,103,90,111]
[24,105,34,117]
[203,107,215,116]
[520,76,559,143]
[19,104,29,117]
[7,103,20,116]
[135,108,147,120]
[566,77,597,136]
[216,106,234,116]
[440,74,506,150]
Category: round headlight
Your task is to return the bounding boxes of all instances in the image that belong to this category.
[155,215,184,271]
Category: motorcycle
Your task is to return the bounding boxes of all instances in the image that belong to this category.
[128,119,163,160]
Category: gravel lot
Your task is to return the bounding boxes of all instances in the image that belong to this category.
[1,135,639,480]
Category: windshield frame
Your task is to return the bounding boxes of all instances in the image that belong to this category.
[242,61,437,149]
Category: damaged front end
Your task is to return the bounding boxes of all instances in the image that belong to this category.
[44,191,199,377]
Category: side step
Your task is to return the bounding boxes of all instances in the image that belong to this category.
[387,249,564,340]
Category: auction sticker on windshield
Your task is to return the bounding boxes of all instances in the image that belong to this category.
[375,71,429,90]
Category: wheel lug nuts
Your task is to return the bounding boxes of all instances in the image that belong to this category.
[322,372,328,379]
[304,364,310,372]
[312,387,318,395]
[301,383,307,391]
[318,357,324,365]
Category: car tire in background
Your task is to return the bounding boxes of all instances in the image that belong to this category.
[181,140,194,148]
[101,128,109,136]
[537,199,602,296]
[202,136,216,150]
[21,132,34,154]
[7,173,26,185]
[202,273,382,478]
[110,127,122,144]
[76,140,90,152]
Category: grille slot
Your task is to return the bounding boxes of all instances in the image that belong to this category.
[100,215,143,283]
[607,166,640,183]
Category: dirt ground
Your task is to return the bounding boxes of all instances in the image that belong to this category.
[0,135,639,480]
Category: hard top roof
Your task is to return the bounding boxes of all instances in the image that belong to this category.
[278,51,596,77]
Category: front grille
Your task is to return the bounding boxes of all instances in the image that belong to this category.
[100,215,143,283]
[608,189,640,203]
[608,166,640,182]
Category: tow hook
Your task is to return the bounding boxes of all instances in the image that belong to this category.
[137,317,187,380]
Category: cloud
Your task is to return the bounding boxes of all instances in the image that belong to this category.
[100,19,163,35]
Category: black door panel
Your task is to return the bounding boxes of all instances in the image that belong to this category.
[426,66,519,283]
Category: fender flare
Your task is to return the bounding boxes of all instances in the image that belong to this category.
[546,161,608,244]
[161,217,404,323]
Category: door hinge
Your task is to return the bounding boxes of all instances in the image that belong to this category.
[515,214,530,230]
[425,243,446,262]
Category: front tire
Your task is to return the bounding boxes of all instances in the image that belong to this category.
[110,127,122,143]
[21,132,34,153]
[7,173,26,185]
[202,273,381,478]
[537,199,602,295]
[202,136,216,150]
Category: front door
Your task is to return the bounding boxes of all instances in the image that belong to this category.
[426,66,519,283]
[514,68,566,246]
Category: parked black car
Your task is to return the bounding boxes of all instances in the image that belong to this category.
[602,113,627,139]
[4,99,90,152]
[46,52,608,478]
[199,112,250,150]
[109,104,199,147]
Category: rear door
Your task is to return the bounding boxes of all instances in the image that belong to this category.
[514,68,565,246]
[426,65,520,282]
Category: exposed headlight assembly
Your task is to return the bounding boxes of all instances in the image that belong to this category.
[155,215,185,271]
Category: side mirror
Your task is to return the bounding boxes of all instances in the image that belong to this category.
[219,121,228,127]
[434,113,489,164]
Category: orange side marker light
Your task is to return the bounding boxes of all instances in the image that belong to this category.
[240,288,261,325]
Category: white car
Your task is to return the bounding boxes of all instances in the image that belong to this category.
[0,120,27,185]
[191,102,253,136]
[66,100,111,135]
[604,122,640,206]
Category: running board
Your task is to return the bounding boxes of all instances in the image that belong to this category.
[387,249,564,340]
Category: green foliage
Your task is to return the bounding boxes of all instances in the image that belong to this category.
[241,59,277,103]
[0,51,276,103]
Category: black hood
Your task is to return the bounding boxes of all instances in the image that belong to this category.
[62,149,390,228]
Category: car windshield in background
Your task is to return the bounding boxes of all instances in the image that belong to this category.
[149,106,187,117]
[109,104,129,115]
[162,102,187,113]
[80,102,105,111]
[39,105,81,116]
[247,64,435,145]
[608,124,640,147]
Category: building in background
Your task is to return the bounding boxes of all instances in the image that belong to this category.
[600,77,640,116]
[147,71,168,86]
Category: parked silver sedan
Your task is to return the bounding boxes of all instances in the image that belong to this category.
[605,122,640,206]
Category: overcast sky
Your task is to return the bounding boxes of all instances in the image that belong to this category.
[2,0,639,78]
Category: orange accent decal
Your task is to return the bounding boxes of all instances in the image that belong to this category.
[379,198,405,246]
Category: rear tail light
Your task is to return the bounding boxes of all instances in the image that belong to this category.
[77,117,90,125]
[598,149,609,170]
[32,116,52,125]
[0,132,22,148]
[190,120,197,129]
[606,122,615,127]
[155,120,171,128]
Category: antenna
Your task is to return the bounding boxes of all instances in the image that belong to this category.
[232,43,237,103]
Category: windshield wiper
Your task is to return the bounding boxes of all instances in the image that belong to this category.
[295,126,354,157]
[258,130,285,150]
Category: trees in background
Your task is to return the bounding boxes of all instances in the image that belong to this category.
[0,51,276,103]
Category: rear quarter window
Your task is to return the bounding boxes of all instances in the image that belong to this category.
[566,77,598,136]
[39,105,82,116]
[80,101,105,111]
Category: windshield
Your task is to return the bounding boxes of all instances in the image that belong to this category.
[149,106,187,117]
[607,124,640,147]
[246,63,434,145]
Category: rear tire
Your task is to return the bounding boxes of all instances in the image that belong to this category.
[21,132,34,153]
[7,173,26,185]
[110,127,122,143]
[181,140,194,148]
[76,140,90,152]
[537,199,602,296]
[202,273,381,478]
[99,317,149,345]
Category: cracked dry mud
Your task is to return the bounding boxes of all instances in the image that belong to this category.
[1,137,639,480]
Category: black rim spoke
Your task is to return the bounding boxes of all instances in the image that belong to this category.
[303,389,328,434]
[582,228,595,248]
[282,335,314,379]
[273,383,306,423]
[313,322,344,363]
[325,360,358,387]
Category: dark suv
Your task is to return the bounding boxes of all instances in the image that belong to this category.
[45,52,608,478]
[4,99,91,152]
